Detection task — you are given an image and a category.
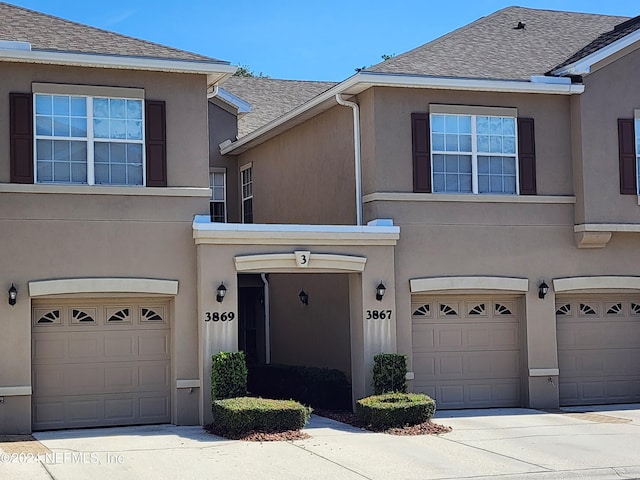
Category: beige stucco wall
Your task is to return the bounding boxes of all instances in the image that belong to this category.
[268,273,351,375]
[237,105,356,225]
[572,47,640,224]
[0,62,209,188]
[361,87,574,196]
[0,62,210,433]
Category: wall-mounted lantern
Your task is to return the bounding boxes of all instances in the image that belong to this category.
[298,289,308,306]
[538,281,549,299]
[8,284,17,306]
[376,282,386,301]
[216,283,227,303]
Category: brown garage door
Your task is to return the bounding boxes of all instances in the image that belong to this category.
[556,295,640,406]
[32,299,171,430]
[412,296,522,409]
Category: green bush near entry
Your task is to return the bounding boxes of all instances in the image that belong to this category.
[211,352,248,400]
[372,353,407,394]
[356,393,435,430]
[211,397,312,438]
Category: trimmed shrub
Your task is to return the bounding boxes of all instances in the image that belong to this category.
[356,393,435,430]
[211,351,248,400]
[211,397,312,438]
[248,364,351,410]
[372,353,407,394]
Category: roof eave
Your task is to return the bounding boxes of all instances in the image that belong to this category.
[221,72,584,155]
[0,48,236,83]
[551,28,640,76]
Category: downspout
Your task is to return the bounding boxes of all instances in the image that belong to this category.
[335,94,363,226]
[261,273,271,364]
[207,83,219,99]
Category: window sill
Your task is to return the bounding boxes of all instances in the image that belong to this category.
[0,183,211,197]
[362,192,576,204]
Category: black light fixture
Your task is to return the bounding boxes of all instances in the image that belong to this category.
[376,282,386,301]
[298,289,308,306]
[538,281,549,299]
[216,283,227,303]
[8,284,17,306]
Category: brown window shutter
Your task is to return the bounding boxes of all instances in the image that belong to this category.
[145,100,167,187]
[517,118,537,195]
[412,112,431,193]
[10,92,34,184]
[618,118,636,195]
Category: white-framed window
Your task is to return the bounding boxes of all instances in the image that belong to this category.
[430,111,518,194]
[210,168,227,223]
[34,92,145,185]
[240,163,253,224]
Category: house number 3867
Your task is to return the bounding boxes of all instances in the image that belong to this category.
[205,312,235,322]
[366,310,392,320]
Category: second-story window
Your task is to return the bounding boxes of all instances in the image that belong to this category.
[241,163,253,224]
[431,113,517,194]
[34,93,144,185]
[210,169,227,222]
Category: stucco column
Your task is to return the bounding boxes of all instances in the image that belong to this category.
[351,247,397,404]
[524,286,559,408]
[197,244,239,425]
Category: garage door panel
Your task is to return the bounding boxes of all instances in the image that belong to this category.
[557,296,640,406]
[412,296,521,409]
[32,299,171,430]
[138,332,170,357]
[32,337,67,361]
[104,335,137,357]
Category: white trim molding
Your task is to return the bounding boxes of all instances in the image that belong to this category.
[529,368,559,377]
[0,386,32,396]
[235,253,367,272]
[573,224,640,248]
[363,192,576,204]
[176,380,201,389]
[410,276,529,293]
[0,183,211,197]
[29,278,179,297]
[0,48,235,86]
[554,276,640,293]
[193,216,399,246]
[551,28,640,76]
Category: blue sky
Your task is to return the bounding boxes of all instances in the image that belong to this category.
[6,1,638,81]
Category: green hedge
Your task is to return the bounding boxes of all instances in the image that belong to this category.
[248,364,351,410]
[356,393,435,430]
[372,353,407,394]
[211,397,312,438]
[211,352,248,400]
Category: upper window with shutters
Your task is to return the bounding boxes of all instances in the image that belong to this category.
[412,105,537,196]
[9,84,167,187]
[617,112,640,195]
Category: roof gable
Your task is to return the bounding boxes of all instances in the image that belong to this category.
[0,2,221,63]
[366,6,629,81]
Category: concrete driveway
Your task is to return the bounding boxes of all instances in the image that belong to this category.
[1,405,639,480]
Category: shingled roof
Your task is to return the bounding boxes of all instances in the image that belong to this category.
[552,14,640,72]
[221,77,337,137]
[0,2,223,63]
[366,6,630,81]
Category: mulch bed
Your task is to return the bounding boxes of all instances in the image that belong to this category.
[205,424,310,442]
[205,411,452,442]
[314,409,452,436]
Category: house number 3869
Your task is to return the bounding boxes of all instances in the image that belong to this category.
[205,312,235,322]
[366,310,392,320]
